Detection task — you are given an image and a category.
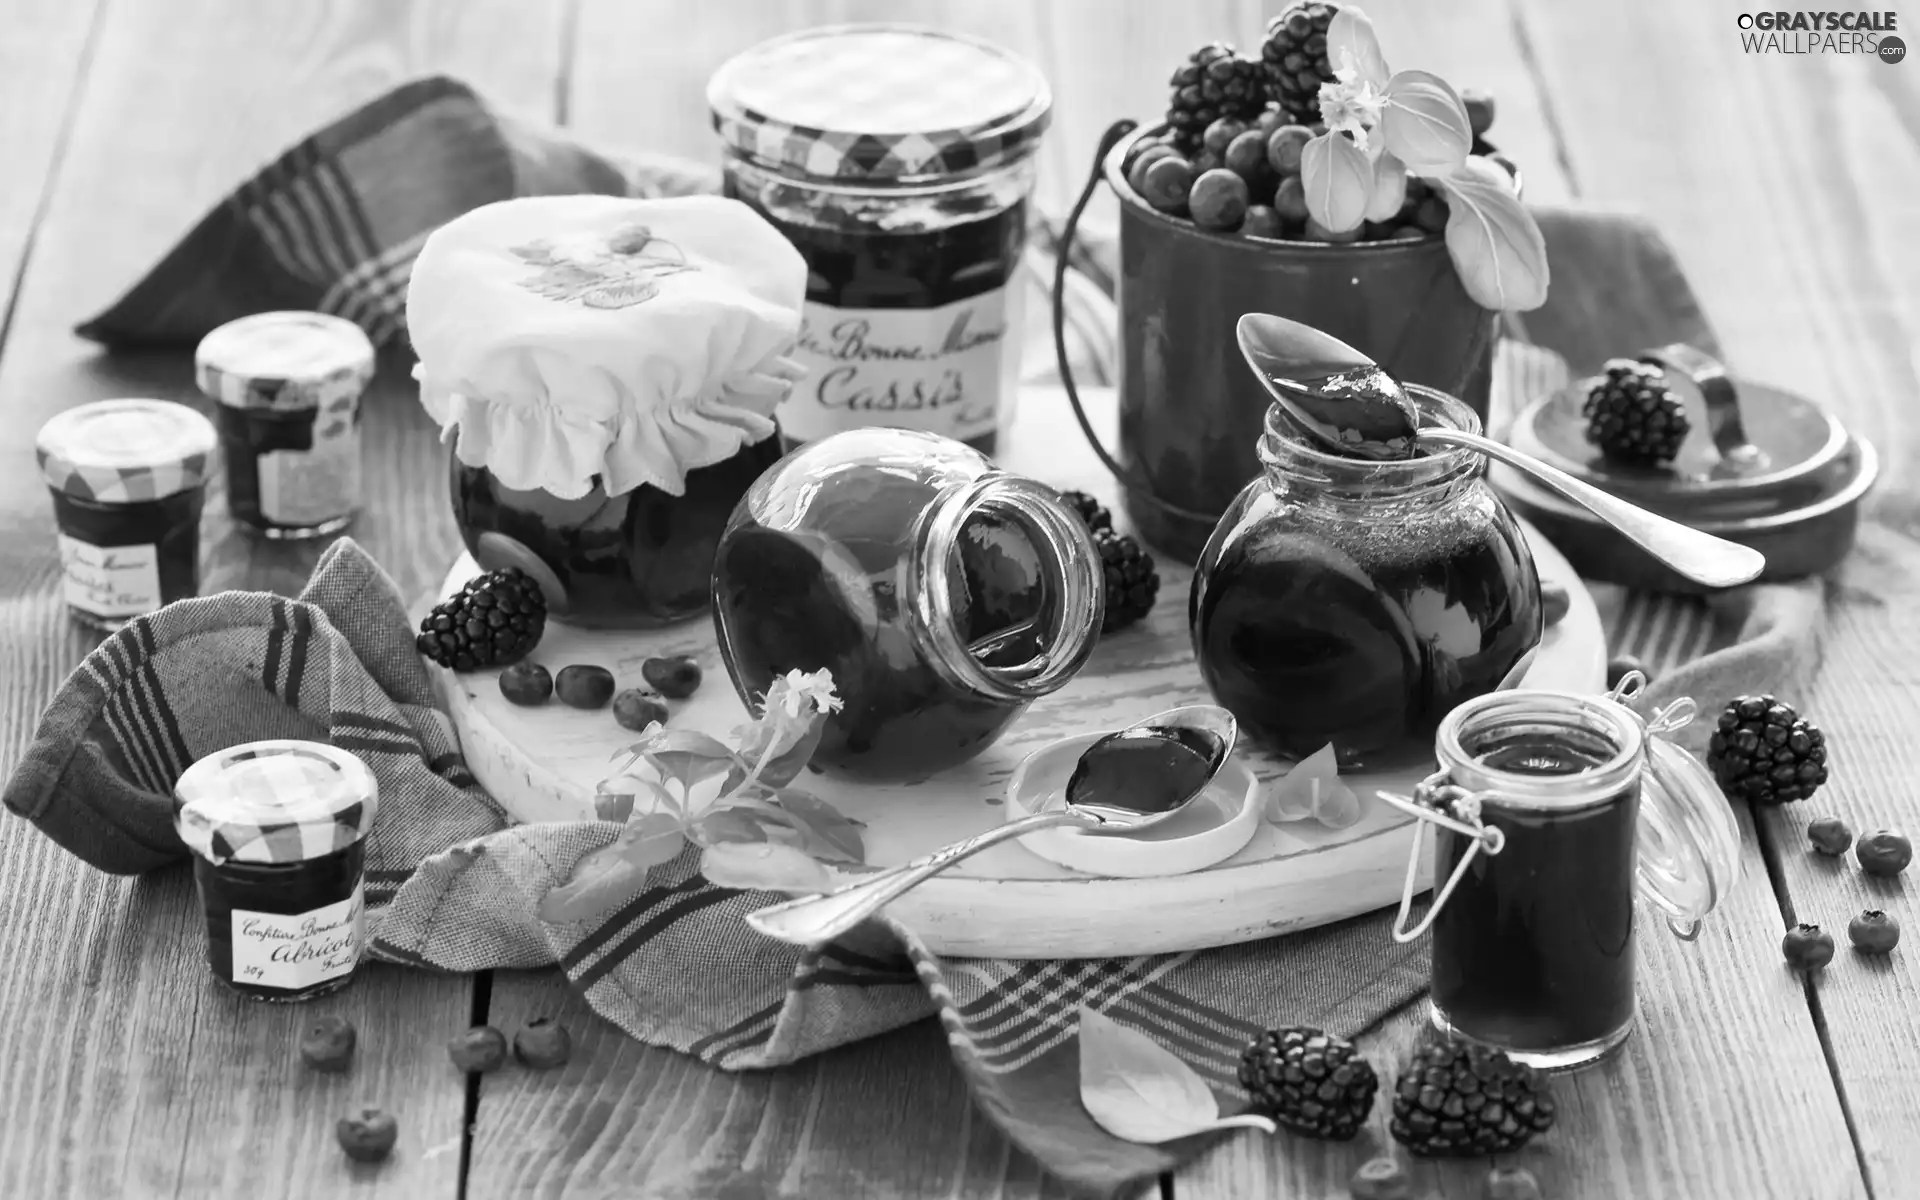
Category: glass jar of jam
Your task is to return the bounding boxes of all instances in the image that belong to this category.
[35,398,216,631]
[174,740,379,1003]
[711,428,1102,780]
[708,25,1051,458]
[1190,385,1542,771]
[195,312,373,539]
[1381,680,1741,1068]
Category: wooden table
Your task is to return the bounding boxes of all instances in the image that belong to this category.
[0,2,1913,1196]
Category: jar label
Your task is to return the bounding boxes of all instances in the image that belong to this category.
[780,286,1017,443]
[229,884,364,991]
[57,535,160,617]
[258,410,360,527]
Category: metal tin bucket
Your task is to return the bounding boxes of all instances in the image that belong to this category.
[1053,121,1499,563]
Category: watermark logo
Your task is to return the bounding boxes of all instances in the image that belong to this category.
[1737,11,1903,60]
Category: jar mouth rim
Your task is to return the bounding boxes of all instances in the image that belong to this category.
[1436,689,1645,807]
[1258,384,1483,487]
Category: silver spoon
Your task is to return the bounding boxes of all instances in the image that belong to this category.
[743,705,1238,948]
[1235,314,1766,590]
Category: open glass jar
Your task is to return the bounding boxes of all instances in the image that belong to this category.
[709,25,1050,457]
[1190,386,1543,770]
[711,428,1102,780]
[1382,680,1742,1069]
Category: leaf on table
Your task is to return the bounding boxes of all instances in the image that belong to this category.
[771,787,866,863]
[1380,69,1471,176]
[1077,1007,1277,1144]
[1266,743,1362,829]
[700,840,835,894]
[538,813,687,923]
[1437,156,1550,311]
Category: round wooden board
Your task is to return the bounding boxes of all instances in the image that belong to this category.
[429,386,1607,958]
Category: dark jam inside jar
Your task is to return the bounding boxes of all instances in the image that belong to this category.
[1429,729,1639,1057]
[215,403,356,534]
[712,470,1050,780]
[50,487,204,612]
[192,841,366,1002]
[453,436,783,628]
[1192,489,1540,770]
[723,171,1027,459]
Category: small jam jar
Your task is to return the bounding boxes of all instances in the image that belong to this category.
[708,25,1050,457]
[35,398,216,630]
[195,311,374,539]
[174,740,379,1002]
[1383,680,1741,1068]
[1190,386,1542,770]
[711,428,1102,780]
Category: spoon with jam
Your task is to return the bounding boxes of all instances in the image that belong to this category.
[743,705,1238,948]
[1236,313,1766,590]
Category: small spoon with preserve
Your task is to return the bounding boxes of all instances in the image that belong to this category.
[743,705,1238,948]
[1236,314,1766,590]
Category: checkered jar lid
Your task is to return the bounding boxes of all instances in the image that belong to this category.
[707,24,1051,183]
[175,740,379,866]
[35,398,217,504]
[195,311,375,412]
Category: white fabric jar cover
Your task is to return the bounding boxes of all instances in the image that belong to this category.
[406,195,805,499]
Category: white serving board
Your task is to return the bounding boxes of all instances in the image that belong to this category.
[430,387,1606,958]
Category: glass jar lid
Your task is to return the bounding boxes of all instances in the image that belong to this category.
[707,24,1051,183]
[1635,722,1743,939]
[175,739,379,866]
[35,398,217,502]
[195,311,375,412]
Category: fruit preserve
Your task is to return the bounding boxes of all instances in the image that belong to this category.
[1189,386,1541,770]
[35,399,216,631]
[711,429,1102,780]
[709,26,1051,456]
[1391,687,1742,1069]
[174,740,379,1003]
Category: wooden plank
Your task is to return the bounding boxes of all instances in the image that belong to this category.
[1503,3,1920,1196]
[0,0,98,326]
[0,1,568,1196]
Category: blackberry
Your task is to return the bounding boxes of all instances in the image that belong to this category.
[1707,694,1828,805]
[1093,528,1159,634]
[1260,2,1341,126]
[1167,43,1265,153]
[1389,1041,1556,1157]
[1238,1026,1379,1141]
[417,566,546,671]
[1582,359,1689,466]
[1058,490,1112,533]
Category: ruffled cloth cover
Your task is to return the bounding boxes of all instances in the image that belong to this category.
[406,194,805,498]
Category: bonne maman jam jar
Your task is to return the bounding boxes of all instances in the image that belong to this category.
[708,25,1051,457]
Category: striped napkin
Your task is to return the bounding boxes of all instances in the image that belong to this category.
[13,78,1821,1198]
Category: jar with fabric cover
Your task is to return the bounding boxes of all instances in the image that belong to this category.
[406,194,807,627]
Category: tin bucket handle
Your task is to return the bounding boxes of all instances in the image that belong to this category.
[1050,120,1219,525]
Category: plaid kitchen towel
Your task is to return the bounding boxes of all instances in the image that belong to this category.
[22,79,1826,1198]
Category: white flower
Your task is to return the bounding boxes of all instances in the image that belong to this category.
[775,668,842,717]
[1316,76,1387,150]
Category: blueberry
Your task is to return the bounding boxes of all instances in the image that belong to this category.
[1238,205,1284,239]
[1121,137,1174,179]
[1202,116,1248,156]
[612,688,669,733]
[1191,149,1224,175]
[1540,582,1571,628]
[641,655,702,699]
[1388,225,1428,241]
[1265,124,1314,176]
[513,1018,572,1069]
[498,662,553,707]
[1807,815,1853,856]
[1224,129,1272,185]
[1125,143,1179,196]
[1349,1156,1411,1200]
[447,1025,508,1074]
[336,1108,398,1163]
[1848,909,1900,954]
[1462,89,1496,137]
[299,1015,356,1073]
[1606,654,1650,690]
[554,664,616,709]
[1415,194,1451,233]
[1856,829,1912,877]
[1189,169,1250,231]
[1485,1165,1542,1200]
[1140,156,1196,213]
[1253,106,1285,136]
[1272,175,1310,222]
[1782,922,1836,972]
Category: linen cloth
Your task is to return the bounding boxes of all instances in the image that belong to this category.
[9,78,1824,1197]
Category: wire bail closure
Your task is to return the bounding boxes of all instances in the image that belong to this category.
[1379,776,1507,943]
